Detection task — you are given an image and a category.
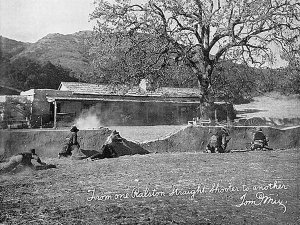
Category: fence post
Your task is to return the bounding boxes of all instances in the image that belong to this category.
[53,101,57,129]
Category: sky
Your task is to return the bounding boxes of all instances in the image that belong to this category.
[0,0,287,67]
[0,0,146,43]
[0,0,96,43]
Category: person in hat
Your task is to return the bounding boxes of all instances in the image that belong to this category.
[0,149,51,173]
[58,125,80,158]
[88,130,121,160]
[251,127,272,151]
[253,127,266,141]
[206,126,230,153]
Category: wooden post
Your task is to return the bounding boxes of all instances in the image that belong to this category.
[145,103,149,124]
[175,105,179,124]
[226,103,231,126]
[40,116,43,129]
[215,109,218,123]
[54,101,57,129]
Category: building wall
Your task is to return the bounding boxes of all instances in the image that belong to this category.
[60,101,82,115]
[55,100,199,126]
[56,101,83,127]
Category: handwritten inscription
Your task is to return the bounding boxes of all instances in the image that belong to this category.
[86,180,289,213]
[235,192,287,213]
[169,185,208,200]
[251,180,288,191]
[209,183,240,193]
[87,189,113,201]
[131,187,165,198]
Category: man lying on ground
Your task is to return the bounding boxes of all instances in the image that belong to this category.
[87,130,122,160]
[0,149,56,173]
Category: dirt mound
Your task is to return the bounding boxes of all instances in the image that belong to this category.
[141,125,300,153]
[72,129,149,160]
[110,139,149,156]
[71,138,149,160]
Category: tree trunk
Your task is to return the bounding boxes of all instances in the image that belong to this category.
[196,63,215,121]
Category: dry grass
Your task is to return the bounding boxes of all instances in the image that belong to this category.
[235,92,300,119]
[0,149,299,225]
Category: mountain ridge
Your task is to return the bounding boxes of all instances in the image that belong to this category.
[1,31,94,77]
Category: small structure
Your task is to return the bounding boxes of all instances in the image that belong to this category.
[0,95,32,129]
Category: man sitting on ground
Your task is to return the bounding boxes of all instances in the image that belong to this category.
[251,127,273,151]
[206,126,230,153]
[59,125,80,158]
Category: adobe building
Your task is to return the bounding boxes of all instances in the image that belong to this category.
[1,80,235,128]
[28,80,201,127]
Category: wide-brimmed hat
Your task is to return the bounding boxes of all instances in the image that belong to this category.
[70,125,79,132]
[112,130,119,135]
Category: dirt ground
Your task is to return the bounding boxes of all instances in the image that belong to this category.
[0,93,299,224]
[0,148,299,225]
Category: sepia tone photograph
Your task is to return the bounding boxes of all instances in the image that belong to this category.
[0,0,299,224]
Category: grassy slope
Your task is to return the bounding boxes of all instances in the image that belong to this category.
[0,149,299,225]
[235,92,300,119]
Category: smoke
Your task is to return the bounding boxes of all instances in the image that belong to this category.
[74,107,102,130]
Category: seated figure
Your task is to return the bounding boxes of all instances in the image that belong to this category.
[59,125,80,158]
[206,127,230,153]
[251,127,273,151]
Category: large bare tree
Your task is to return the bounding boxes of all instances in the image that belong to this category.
[90,0,300,119]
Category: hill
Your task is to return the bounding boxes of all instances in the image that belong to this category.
[0,33,95,91]
[0,36,31,58]
[14,31,93,75]
[1,31,93,77]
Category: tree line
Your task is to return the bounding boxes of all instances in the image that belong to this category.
[0,56,78,91]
